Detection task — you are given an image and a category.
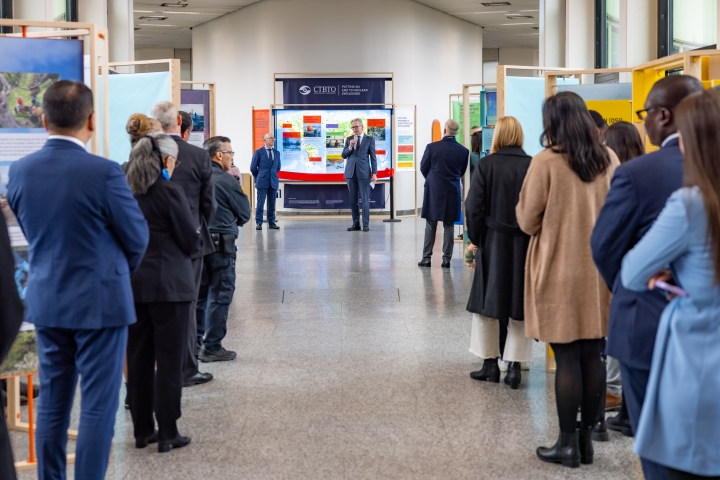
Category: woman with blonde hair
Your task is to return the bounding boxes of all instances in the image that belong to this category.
[465,116,534,389]
[126,113,162,146]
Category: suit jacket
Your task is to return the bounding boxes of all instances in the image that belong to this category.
[250,147,281,190]
[342,134,377,179]
[591,138,682,370]
[420,136,469,223]
[131,179,200,303]
[170,136,216,257]
[7,138,149,329]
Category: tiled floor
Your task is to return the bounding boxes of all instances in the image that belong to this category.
[13,217,643,479]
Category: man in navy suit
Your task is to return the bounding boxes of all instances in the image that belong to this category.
[418,119,469,268]
[591,75,703,480]
[342,118,377,232]
[250,132,281,230]
[7,81,149,480]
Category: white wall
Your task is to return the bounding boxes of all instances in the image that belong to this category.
[192,0,483,212]
[134,48,192,80]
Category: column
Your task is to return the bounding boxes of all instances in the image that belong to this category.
[78,0,107,29]
[565,0,595,69]
[619,0,656,74]
[108,0,135,64]
[539,0,566,68]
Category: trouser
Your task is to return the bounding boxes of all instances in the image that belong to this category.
[422,220,454,262]
[256,187,277,225]
[469,314,533,363]
[35,326,126,480]
[667,469,720,480]
[197,251,237,352]
[0,400,16,480]
[619,362,669,480]
[606,355,622,396]
[182,257,203,379]
[128,302,190,442]
[347,175,370,227]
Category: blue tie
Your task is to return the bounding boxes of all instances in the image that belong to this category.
[268,149,273,162]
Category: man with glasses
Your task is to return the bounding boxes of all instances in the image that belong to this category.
[250,132,282,230]
[591,75,703,480]
[342,118,377,232]
[197,136,250,363]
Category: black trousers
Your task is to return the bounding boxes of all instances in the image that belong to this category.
[668,469,720,480]
[182,257,203,379]
[128,301,190,442]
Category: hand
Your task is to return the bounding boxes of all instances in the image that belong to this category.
[467,243,478,252]
[371,174,377,183]
[349,139,357,148]
[648,269,676,299]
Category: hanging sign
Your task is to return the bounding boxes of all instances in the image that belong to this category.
[281,78,386,105]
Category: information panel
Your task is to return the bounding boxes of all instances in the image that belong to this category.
[274,109,392,176]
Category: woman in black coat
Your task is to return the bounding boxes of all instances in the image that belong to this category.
[465,116,533,389]
[125,133,200,453]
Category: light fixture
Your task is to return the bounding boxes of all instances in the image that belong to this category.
[161,2,188,7]
[138,15,168,20]
[164,11,204,14]
[505,13,534,19]
[481,2,511,5]
[497,22,535,26]
[133,10,154,13]
[138,23,177,27]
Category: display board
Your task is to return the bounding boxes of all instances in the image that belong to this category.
[451,100,480,146]
[395,106,415,170]
[274,109,392,176]
[180,89,211,148]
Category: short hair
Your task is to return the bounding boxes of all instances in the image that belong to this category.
[179,111,193,135]
[43,80,93,130]
[470,126,480,130]
[203,135,231,159]
[588,110,607,129]
[350,118,363,126]
[444,119,460,136]
[490,116,524,153]
[150,101,179,132]
[125,132,178,195]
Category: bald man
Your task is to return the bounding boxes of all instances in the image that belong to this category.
[591,75,703,480]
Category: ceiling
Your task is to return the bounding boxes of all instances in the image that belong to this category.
[133,0,539,50]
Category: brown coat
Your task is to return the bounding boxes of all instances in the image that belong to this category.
[516,148,619,343]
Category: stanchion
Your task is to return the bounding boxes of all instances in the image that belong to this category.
[382,173,401,223]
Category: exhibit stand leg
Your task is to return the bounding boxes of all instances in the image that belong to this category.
[382,175,401,223]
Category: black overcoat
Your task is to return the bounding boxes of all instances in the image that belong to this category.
[465,146,531,319]
[420,136,469,223]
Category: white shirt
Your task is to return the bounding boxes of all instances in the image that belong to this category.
[355,133,364,146]
[48,135,86,149]
[661,133,680,148]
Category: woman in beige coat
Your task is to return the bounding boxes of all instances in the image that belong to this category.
[516,92,618,469]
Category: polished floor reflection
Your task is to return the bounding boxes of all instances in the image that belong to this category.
[15,217,642,479]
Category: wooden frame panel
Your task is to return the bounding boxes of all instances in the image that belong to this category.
[181,81,217,137]
[109,59,181,107]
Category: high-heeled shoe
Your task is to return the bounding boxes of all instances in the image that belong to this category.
[470,358,500,383]
[504,362,521,389]
[158,435,191,453]
[536,430,580,468]
[578,426,594,465]
[135,431,158,449]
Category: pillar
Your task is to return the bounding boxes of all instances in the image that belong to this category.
[619,0,656,76]
[539,0,566,68]
[107,0,135,64]
[565,0,595,69]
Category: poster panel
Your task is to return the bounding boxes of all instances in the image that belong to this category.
[181,89,211,148]
[395,106,415,170]
[486,92,497,126]
[451,100,480,146]
[253,109,271,152]
[584,100,633,126]
[282,78,385,105]
[284,183,385,209]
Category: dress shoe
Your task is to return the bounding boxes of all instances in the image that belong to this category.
[592,420,609,442]
[470,358,500,383]
[499,360,531,372]
[199,346,236,363]
[347,225,361,231]
[183,371,213,387]
[417,259,431,268]
[362,226,369,232]
[607,411,633,437]
[536,430,581,468]
[578,426,594,464]
[504,361,521,389]
[441,260,450,268]
[135,431,158,449]
[605,391,622,411]
[158,435,191,453]
[256,224,262,230]
[269,223,280,229]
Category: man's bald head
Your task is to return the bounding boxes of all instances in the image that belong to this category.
[645,75,704,146]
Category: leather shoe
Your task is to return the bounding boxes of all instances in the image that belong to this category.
[607,411,633,437]
[470,358,500,383]
[441,260,450,268]
[417,259,431,268]
[362,226,369,232]
[537,430,581,468]
[504,361,521,389]
[256,224,262,230]
[347,225,361,231]
[183,371,213,387]
[135,431,158,449]
[158,435,191,453]
[605,391,622,411]
[269,223,280,229]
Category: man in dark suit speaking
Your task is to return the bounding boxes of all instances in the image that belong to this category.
[342,118,377,232]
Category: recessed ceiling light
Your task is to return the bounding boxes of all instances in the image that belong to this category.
[505,13,534,19]
[133,10,154,13]
[138,23,177,27]
[139,15,168,20]
[481,2,511,5]
[497,22,535,26]
[164,11,205,14]
[160,1,188,6]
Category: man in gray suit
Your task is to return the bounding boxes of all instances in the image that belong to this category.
[342,118,377,232]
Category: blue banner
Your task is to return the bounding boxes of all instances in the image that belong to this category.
[284,183,385,209]
[281,78,386,106]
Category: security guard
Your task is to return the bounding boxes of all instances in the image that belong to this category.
[196,136,250,362]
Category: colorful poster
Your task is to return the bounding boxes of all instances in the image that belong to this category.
[181,89,211,148]
[275,109,392,176]
[395,106,415,170]
[584,100,633,126]
[482,127,495,155]
[451,100,481,146]
[486,92,497,126]
[252,109,270,152]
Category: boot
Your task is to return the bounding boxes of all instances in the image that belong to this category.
[470,358,500,383]
[504,361,521,389]
[592,418,609,442]
[536,430,581,468]
[579,426,594,465]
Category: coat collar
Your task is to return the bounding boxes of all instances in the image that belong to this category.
[495,146,529,157]
[441,136,458,143]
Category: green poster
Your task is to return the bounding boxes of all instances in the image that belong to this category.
[451,101,481,146]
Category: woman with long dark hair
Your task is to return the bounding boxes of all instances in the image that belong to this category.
[621,89,720,480]
[516,91,619,468]
[604,121,644,164]
[469,130,483,178]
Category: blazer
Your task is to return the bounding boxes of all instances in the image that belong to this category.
[131,179,200,303]
[591,138,682,370]
[170,136,216,258]
[250,147,281,190]
[342,134,377,180]
[621,188,720,476]
[209,162,251,237]
[7,139,149,329]
[420,136,469,223]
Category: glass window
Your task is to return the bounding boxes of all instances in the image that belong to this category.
[672,0,717,53]
[606,0,620,68]
[53,0,67,21]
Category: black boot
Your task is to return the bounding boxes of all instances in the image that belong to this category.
[470,358,500,383]
[504,361,521,389]
[607,398,633,437]
[536,430,581,468]
[578,426,594,465]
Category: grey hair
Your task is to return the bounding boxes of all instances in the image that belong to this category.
[203,135,231,159]
[150,101,179,132]
[350,118,364,126]
[445,119,460,136]
[125,132,178,195]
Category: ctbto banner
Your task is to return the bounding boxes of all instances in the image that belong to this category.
[281,78,386,106]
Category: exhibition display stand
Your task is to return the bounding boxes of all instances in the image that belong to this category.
[181,81,216,149]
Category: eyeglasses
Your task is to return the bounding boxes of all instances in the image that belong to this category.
[264,137,275,140]
[219,150,235,157]
[351,125,362,129]
[636,105,666,121]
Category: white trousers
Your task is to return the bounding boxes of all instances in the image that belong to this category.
[469,313,533,363]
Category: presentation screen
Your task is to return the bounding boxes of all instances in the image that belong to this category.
[274,109,392,176]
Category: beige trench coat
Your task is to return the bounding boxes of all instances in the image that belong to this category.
[516,148,619,344]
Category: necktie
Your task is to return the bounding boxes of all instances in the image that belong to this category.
[356,135,361,150]
[268,149,273,162]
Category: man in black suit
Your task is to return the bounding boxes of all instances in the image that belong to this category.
[591,75,703,480]
[0,211,24,480]
[152,101,216,387]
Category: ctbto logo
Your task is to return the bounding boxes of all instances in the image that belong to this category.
[299,86,311,95]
